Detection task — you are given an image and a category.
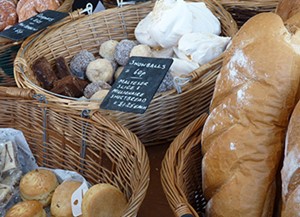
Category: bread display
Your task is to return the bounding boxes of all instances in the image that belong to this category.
[201,12,300,217]
[0,0,18,31]
[281,100,300,217]
[81,183,127,217]
[5,200,46,217]
[50,181,82,217]
[16,0,61,22]
[20,169,59,206]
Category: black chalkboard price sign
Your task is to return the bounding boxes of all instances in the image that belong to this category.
[100,56,174,114]
[0,10,68,41]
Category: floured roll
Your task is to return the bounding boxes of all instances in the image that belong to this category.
[201,12,300,217]
[281,101,300,217]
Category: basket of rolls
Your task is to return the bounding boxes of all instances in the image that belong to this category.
[161,2,300,216]
[219,0,280,27]
[0,0,74,87]
[0,86,150,217]
[13,0,238,146]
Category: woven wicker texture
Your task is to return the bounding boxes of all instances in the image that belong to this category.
[219,0,280,27]
[0,0,74,87]
[14,0,237,146]
[161,113,208,217]
[0,86,150,217]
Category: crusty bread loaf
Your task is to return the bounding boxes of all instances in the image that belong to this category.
[0,0,17,31]
[281,101,300,217]
[201,12,300,217]
[276,0,300,21]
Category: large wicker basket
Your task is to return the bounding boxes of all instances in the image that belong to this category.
[0,86,150,217]
[14,0,238,146]
[0,0,74,87]
[219,0,280,27]
[161,113,208,217]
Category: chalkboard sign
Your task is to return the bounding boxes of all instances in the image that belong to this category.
[100,56,174,114]
[0,10,68,41]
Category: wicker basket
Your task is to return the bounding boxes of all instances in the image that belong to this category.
[0,86,150,217]
[0,0,74,87]
[161,113,208,217]
[14,0,238,146]
[219,0,280,27]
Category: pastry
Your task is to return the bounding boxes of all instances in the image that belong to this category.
[114,66,124,80]
[20,169,59,207]
[55,56,71,79]
[69,50,95,79]
[81,183,127,217]
[114,39,137,66]
[31,57,57,90]
[5,200,46,217]
[157,72,174,93]
[83,81,111,99]
[201,12,300,216]
[90,89,109,101]
[99,40,119,61]
[130,44,152,57]
[17,0,61,22]
[0,0,17,31]
[51,75,89,98]
[86,59,114,84]
[51,181,82,217]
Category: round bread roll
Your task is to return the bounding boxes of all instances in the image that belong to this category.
[5,200,46,217]
[0,0,17,31]
[51,181,82,217]
[20,169,59,207]
[82,183,127,217]
[17,0,61,22]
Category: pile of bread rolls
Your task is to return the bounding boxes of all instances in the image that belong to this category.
[0,0,62,32]
[5,169,127,217]
[200,0,300,216]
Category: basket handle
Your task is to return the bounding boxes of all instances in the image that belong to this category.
[188,55,224,82]
[0,87,35,99]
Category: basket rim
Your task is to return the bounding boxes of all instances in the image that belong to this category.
[161,113,208,217]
